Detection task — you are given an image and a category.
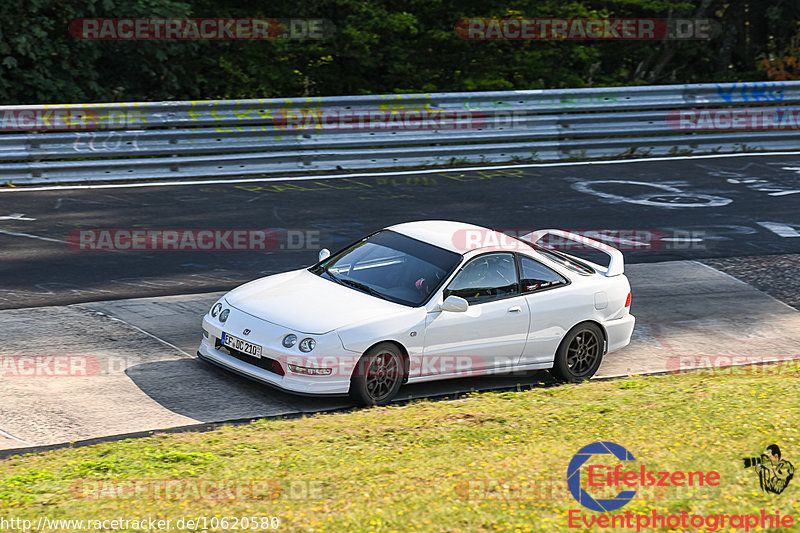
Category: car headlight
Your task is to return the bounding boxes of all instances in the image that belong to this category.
[219,309,230,323]
[282,334,298,348]
[299,338,316,352]
[210,303,222,317]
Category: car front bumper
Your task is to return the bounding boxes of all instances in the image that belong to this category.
[198,312,359,396]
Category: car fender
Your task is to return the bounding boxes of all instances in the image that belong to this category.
[336,308,427,356]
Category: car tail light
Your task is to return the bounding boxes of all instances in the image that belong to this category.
[625,292,631,307]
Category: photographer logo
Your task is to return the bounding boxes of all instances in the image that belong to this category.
[567,441,637,512]
[567,441,721,512]
[743,444,795,495]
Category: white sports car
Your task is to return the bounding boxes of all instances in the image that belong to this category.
[197,220,635,406]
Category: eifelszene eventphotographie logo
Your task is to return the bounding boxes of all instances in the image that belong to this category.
[567,441,721,512]
[565,441,795,531]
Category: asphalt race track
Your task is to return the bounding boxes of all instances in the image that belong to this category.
[1,153,799,309]
[1,153,799,453]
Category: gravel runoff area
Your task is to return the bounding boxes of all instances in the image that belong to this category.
[701,254,800,311]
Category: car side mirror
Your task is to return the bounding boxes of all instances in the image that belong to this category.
[440,295,468,312]
[318,248,331,261]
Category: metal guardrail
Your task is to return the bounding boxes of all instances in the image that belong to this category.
[1,81,799,184]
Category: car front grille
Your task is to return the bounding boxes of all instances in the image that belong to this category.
[215,339,285,376]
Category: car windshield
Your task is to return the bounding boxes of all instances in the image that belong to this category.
[309,230,462,307]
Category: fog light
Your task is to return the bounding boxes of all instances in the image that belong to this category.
[287,363,332,376]
[202,330,209,338]
[299,338,316,352]
[282,334,298,348]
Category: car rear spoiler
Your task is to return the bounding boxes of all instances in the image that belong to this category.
[520,229,625,277]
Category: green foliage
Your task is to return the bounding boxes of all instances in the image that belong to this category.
[0,0,201,103]
[0,0,796,104]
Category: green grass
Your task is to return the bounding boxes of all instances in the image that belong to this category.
[2,363,800,532]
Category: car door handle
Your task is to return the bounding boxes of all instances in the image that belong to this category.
[508,306,522,313]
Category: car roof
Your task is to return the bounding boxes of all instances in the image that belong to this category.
[387,220,523,254]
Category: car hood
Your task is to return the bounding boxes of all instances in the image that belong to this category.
[224,269,409,334]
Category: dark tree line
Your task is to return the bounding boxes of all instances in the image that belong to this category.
[0,0,797,104]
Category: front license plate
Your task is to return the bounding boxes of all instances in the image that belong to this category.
[221,332,263,359]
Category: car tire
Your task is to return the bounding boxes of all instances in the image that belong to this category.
[550,322,604,382]
[349,342,405,407]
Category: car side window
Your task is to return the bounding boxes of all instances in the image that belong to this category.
[519,256,568,293]
[444,253,519,304]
